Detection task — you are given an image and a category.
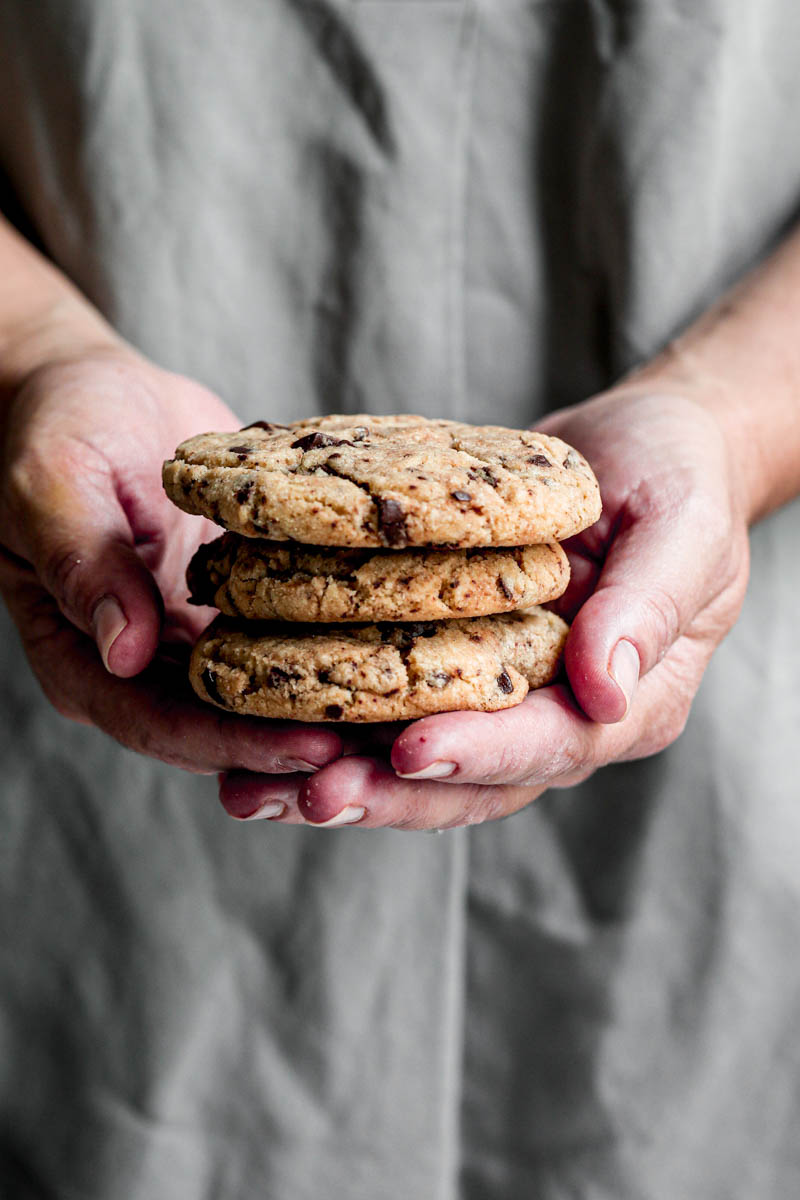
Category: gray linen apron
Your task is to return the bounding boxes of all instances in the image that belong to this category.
[1,3,800,1197]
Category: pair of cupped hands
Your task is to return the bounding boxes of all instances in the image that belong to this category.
[0,347,750,830]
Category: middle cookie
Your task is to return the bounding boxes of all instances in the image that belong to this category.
[187,533,570,623]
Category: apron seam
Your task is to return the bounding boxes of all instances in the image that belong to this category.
[447,1,479,420]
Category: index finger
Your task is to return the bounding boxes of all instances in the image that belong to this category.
[4,572,345,774]
[390,642,701,787]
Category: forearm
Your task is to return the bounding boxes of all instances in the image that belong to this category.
[616,220,800,524]
[0,213,121,404]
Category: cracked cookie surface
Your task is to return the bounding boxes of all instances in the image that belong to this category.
[187,533,570,622]
[189,608,569,722]
[163,414,601,547]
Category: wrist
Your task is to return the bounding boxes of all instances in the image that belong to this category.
[0,298,126,404]
[0,214,127,408]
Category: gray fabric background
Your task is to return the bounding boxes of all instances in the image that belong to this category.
[1,2,799,1197]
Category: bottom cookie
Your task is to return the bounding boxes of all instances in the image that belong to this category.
[190,608,569,722]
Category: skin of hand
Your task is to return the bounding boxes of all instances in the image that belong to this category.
[0,348,347,775]
[217,387,751,828]
[219,220,800,829]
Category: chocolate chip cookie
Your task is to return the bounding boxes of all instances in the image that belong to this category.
[189,608,569,722]
[163,414,600,547]
[187,533,570,622]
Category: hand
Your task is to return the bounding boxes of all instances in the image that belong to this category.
[0,348,346,774]
[218,389,750,827]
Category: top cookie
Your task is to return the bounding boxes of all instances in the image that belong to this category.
[163,414,600,548]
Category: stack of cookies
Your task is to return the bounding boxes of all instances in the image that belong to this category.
[162,415,601,722]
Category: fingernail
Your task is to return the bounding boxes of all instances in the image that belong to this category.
[240,802,286,821]
[395,761,457,780]
[277,759,323,774]
[306,805,365,828]
[92,596,127,673]
[609,639,640,719]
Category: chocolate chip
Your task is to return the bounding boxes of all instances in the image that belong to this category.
[265,666,291,688]
[291,432,350,451]
[386,627,415,651]
[201,667,225,706]
[383,621,438,652]
[451,490,472,503]
[325,704,344,720]
[497,577,513,601]
[427,671,452,688]
[227,444,253,456]
[497,669,514,694]
[468,466,500,488]
[235,480,254,505]
[186,542,221,606]
[527,453,551,467]
[408,622,438,638]
[240,420,287,431]
[376,498,408,547]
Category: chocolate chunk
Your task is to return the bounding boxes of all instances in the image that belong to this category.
[240,420,287,431]
[235,480,254,505]
[527,453,551,467]
[325,704,344,720]
[201,667,225,706]
[451,490,472,503]
[389,627,416,651]
[468,466,500,488]
[427,671,452,689]
[185,542,221,606]
[227,444,253,456]
[497,577,514,601]
[291,432,350,451]
[383,621,438,652]
[497,669,514,694]
[407,622,438,638]
[376,498,408,547]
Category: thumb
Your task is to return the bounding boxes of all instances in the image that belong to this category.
[11,471,163,678]
[564,501,716,724]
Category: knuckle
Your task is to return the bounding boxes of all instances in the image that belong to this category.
[39,676,83,723]
[4,453,36,512]
[552,764,598,788]
[661,703,691,750]
[640,586,682,664]
[639,699,690,759]
[393,794,436,830]
[41,546,91,625]
[489,739,530,782]
[26,650,86,723]
[469,787,511,826]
